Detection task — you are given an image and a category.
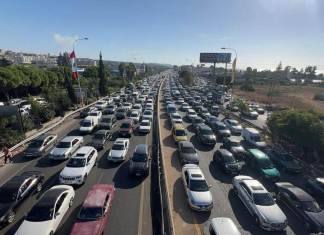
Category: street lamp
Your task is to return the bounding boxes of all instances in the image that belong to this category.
[221,47,238,103]
[72,37,88,107]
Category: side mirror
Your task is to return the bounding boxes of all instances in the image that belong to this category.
[209,184,212,189]
[55,212,60,218]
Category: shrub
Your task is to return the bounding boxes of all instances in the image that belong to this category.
[240,83,255,92]
[314,93,324,101]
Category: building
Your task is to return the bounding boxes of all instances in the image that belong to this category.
[76,58,97,68]
[136,63,146,75]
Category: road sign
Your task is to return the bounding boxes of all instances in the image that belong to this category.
[200,53,231,63]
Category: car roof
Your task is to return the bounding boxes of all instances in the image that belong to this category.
[217,149,233,157]
[179,141,194,148]
[61,136,81,142]
[74,146,94,157]
[244,127,259,134]
[114,138,128,144]
[187,167,205,180]
[316,178,324,184]
[285,186,314,201]
[121,119,133,124]
[198,124,212,131]
[243,179,267,193]
[83,184,114,208]
[95,129,108,135]
[227,136,241,143]
[248,149,268,160]
[210,218,241,235]
[38,188,67,207]
[173,123,185,130]
[135,144,148,154]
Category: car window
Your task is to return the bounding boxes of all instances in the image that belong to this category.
[240,183,252,198]
[184,171,189,185]
[72,139,79,146]
[209,226,217,235]
[103,195,110,213]
[87,150,95,163]
[55,193,67,213]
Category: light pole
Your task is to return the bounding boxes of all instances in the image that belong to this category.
[221,47,238,103]
[72,37,88,107]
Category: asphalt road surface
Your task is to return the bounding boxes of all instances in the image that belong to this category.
[0,112,152,235]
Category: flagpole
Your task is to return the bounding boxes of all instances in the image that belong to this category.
[221,47,238,103]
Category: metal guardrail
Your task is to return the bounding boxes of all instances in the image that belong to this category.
[0,97,107,159]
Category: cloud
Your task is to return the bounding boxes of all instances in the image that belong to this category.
[53,33,78,49]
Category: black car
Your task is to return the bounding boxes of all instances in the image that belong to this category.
[25,134,57,158]
[305,178,324,204]
[116,108,127,119]
[276,182,324,233]
[129,144,150,177]
[210,121,231,138]
[213,149,242,174]
[0,171,44,224]
[222,136,247,159]
[266,148,302,173]
[196,124,216,146]
[79,107,94,118]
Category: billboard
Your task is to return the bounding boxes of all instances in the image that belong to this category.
[200,53,231,63]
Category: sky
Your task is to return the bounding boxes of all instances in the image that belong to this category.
[0,0,323,72]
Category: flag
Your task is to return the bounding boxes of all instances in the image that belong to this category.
[231,58,237,84]
[69,50,78,80]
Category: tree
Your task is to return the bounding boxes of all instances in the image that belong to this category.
[57,52,70,67]
[126,63,136,82]
[0,57,12,67]
[118,62,126,78]
[83,66,98,78]
[179,70,194,86]
[62,67,77,103]
[98,52,108,96]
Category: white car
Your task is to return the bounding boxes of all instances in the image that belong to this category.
[130,111,141,123]
[186,109,198,122]
[103,97,113,104]
[59,146,97,185]
[224,119,243,135]
[79,116,96,133]
[123,102,133,111]
[15,185,75,235]
[132,104,142,113]
[49,136,83,160]
[204,217,241,235]
[95,100,108,110]
[89,110,102,123]
[170,112,182,124]
[145,103,154,111]
[232,175,287,231]
[138,119,151,133]
[142,109,153,121]
[182,164,213,211]
[107,138,130,162]
[146,98,154,105]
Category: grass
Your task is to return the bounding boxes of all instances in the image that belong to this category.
[234,84,324,114]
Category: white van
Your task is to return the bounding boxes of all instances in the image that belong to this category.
[242,127,266,149]
[79,116,96,133]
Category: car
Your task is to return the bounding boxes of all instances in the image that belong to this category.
[99,115,116,130]
[182,164,213,211]
[107,138,129,162]
[25,134,57,158]
[115,107,127,119]
[59,146,97,185]
[95,100,108,110]
[205,115,219,126]
[123,102,132,111]
[129,110,141,123]
[118,119,134,138]
[246,148,281,182]
[145,103,154,111]
[204,217,241,235]
[222,136,247,159]
[92,129,110,149]
[80,107,96,118]
[142,109,153,121]
[305,177,324,204]
[210,105,220,116]
[275,182,324,233]
[265,148,302,173]
[132,104,142,113]
[129,144,150,176]
[223,119,243,135]
[181,103,191,112]
[89,110,102,123]
[241,109,259,119]
[213,149,242,174]
[256,107,265,114]
[15,185,75,235]
[199,108,211,120]
[138,119,151,133]
[79,116,96,134]
[210,121,231,138]
[186,109,198,122]
[232,175,287,231]
[172,123,188,143]
[49,136,83,160]
[192,116,205,131]
[70,184,115,235]
[242,128,266,149]
[196,124,216,146]
[178,141,199,165]
[0,171,44,224]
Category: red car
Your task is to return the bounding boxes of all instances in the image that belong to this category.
[70,184,115,235]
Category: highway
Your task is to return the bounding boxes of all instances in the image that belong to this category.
[158,75,310,235]
[0,108,153,235]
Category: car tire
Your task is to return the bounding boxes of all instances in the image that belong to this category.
[69,196,74,207]
[7,211,15,224]
[49,231,54,235]
[83,174,88,184]
[254,215,260,226]
[36,182,43,193]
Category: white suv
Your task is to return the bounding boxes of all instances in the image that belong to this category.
[49,136,83,160]
[232,175,287,231]
[59,146,97,185]
[107,138,130,162]
[182,164,213,211]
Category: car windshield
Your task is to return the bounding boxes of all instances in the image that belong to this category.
[224,155,236,163]
[26,206,53,222]
[188,111,196,115]
[112,144,124,150]
[259,158,274,169]
[194,118,204,123]
[253,193,275,206]
[56,141,71,148]
[280,153,293,161]
[121,123,131,128]
[81,121,92,127]
[251,135,261,142]
[29,139,43,148]
[94,133,105,139]
[131,113,138,117]
[182,146,196,154]
[0,188,17,202]
[229,120,238,125]
[302,200,322,213]
[67,158,86,167]
[144,111,152,115]
[189,179,209,192]
[141,122,150,126]
[78,207,103,220]
[132,152,148,162]
[175,130,186,136]
[201,129,213,135]
[230,141,240,146]
[90,112,98,116]
[209,117,218,122]
[102,118,112,123]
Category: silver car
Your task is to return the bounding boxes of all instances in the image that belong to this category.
[204,217,241,235]
[182,164,213,211]
[232,175,287,231]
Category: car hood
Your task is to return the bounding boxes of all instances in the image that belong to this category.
[51,148,68,156]
[256,204,286,223]
[0,202,12,218]
[232,125,242,130]
[70,220,102,235]
[15,220,52,235]
[201,135,216,140]
[61,167,85,177]
[109,150,124,158]
[182,153,199,162]
[262,168,280,177]
[231,146,246,154]
[219,129,231,135]
[282,160,302,170]
[189,190,212,205]
[255,141,267,148]
[306,210,324,229]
